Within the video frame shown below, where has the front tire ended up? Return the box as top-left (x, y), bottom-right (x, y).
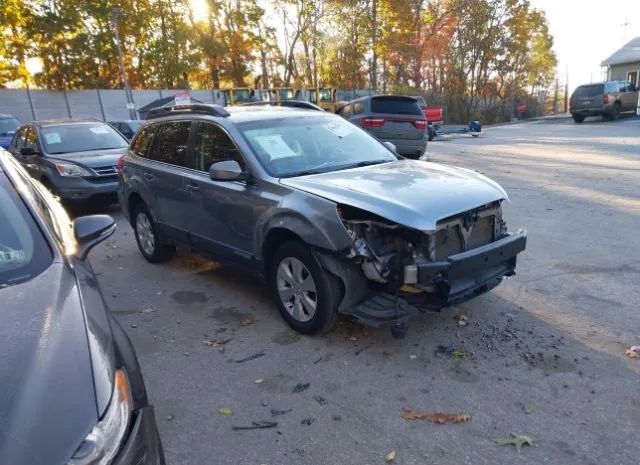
top-left (269, 241), bottom-right (341, 335)
top-left (132, 203), bottom-right (175, 263)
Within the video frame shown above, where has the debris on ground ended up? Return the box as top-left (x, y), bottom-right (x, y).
top-left (333, 415), bottom-right (342, 421)
top-left (384, 450), bottom-right (396, 462)
top-left (347, 335), bottom-right (358, 342)
top-left (493, 433), bottom-right (535, 453)
top-left (232, 421), bottom-right (278, 430)
top-left (401, 409), bottom-right (471, 424)
top-left (300, 417), bottom-right (316, 426)
top-left (234, 352), bottom-right (265, 363)
top-left (292, 382), bottom-right (310, 393)
top-left (129, 324), bottom-right (137, 329)
top-left (454, 314), bottom-right (469, 327)
top-left (240, 317), bottom-right (253, 326)
top-left (254, 378), bottom-right (264, 384)
top-left (435, 344), bottom-right (467, 358)
top-left (203, 337), bottom-right (234, 348)
top-left (271, 409), bottom-right (292, 417)
top-left (141, 307), bottom-right (155, 313)
top-left (625, 346), bottom-right (640, 358)
top-left (218, 408), bottom-right (233, 415)
top-left (409, 354), bottom-right (417, 360)
top-left (165, 414), bottom-right (174, 421)
top-left (313, 395), bottom-right (327, 406)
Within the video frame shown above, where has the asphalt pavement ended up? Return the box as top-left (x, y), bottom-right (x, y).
top-left (91, 114), bottom-right (640, 465)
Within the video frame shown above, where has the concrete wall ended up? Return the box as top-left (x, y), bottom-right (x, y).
top-left (609, 62), bottom-right (640, 86)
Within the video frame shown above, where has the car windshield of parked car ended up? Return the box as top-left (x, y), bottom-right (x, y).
top-left (0, 174), bottom-right (53, 287)
top-left (0, 117), bottom-right (20, 137)
top-left (238, 114), bottom-right (398, 178)
top-left (40, 123), bottom-right (128, 155)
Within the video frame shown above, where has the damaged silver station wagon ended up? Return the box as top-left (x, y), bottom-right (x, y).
top-left (118, 104), bottom-right (527, 337)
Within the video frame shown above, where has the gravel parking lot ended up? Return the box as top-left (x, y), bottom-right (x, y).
top-left (91, 115), bottom-right (640, 465)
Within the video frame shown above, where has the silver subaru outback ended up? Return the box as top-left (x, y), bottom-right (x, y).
top-left (118, 104), bottom-right (526, 336)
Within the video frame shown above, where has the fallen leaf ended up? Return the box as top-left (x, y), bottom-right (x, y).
top-left (385, 450), bottom-right (396, 463)
top-left (453, 314), bottom-right (469, 327)
top-left (254, 378), bottom-right (264, 384)
top-left (141, 307), bottom-right (155, 313)
top-left (401, 409), bottom-right (470, 424)
top-left (203, 339), bottom-right (215, 346)
top-left (165, 414), bottom-right (174, 421)
top-left (240, 318), bottom-right (253, 326)
top-left (625, 346), bottom-right (640, 358)
top-left (348, 335), bottom-right (358, 342)
top-left (451, 349), bottom-right (467, 358)
top-left (218, 408), bottom-right (233, 415)
top-left (409, 354), bottom-right (417, 360)
top-left (494, 433), bottom-right (535, 453)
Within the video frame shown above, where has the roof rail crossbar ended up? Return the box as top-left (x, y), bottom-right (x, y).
top-left (146, 103), bottom-right (230, 119)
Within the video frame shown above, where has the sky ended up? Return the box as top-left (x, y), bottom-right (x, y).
top-left (530, 0), bottom-right (640, 91)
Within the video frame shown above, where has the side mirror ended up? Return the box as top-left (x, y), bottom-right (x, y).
top-left (209, 160), bottom-right (247, 181)
top-left (20, 147), bottom-right (38, 156)
top-left (383, 141), bottom-right (397, 153)
top-left (73, 215), bottom-right (116, 260)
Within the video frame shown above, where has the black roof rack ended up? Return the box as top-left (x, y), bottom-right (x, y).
top-left (146, 103), bottom-right (230, 120)
top-left (238, 100), bottom-right (324, 111)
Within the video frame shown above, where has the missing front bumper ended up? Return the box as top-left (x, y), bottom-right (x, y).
top-left (345, 230), bottom-right (527, 326)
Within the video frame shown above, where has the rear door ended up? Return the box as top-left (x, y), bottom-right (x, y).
top-left (572, 84), bottom-right (604, 110)
top-left (363, 96), bottom-right (426, 140)
top-left (142, 120), bottom-right (194, 244)
top-left (620, 81), bottom-right (636, 111)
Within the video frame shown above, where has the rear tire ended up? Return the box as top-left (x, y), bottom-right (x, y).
top-left (132, 203), bottom-right (175, 263)
top-left (572, 115), bottom-right (585, 123)
top-left (269, 241), bottom-right (341, 335)
top-left (610, 103), bottom-right (620, 120)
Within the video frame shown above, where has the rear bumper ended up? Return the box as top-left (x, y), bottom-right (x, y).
top-left (114, 406), bottom-right (165, 465)
top-left (383, 137), bottom-right (427, 158)
top-left (571, 105), bottom-right (610, 117)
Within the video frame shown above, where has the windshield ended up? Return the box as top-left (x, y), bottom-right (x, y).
top-left (0, 117), bottom-right (20, 137)
top-left (40, 123), bottom-right (128, 155)
top-left (0, 174), bottom-right (53, 287)
top-left (238, 114), bottom-right (397, 178)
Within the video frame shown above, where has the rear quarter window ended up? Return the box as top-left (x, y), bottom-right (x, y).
top-left (131, 124), bottom-right (157, 158)
top-left (371, 97), bottom-right (422, 115)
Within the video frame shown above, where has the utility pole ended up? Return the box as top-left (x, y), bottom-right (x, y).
top-left (111, 7), bottom-right (136, 120)
top-left (622, 18), bottom-right (631, 43)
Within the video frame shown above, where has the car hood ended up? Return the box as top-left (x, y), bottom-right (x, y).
top-left (0, 263), bottom-right (97, 465)
top-left (49, 148), bottom-right (126, 169)
top-left (280, 159), bottom-right (508, 231)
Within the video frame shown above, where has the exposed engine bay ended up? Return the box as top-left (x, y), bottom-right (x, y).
top-left (339, 201), bottom-right (508, 291)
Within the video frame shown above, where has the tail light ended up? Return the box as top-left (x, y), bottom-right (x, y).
top-left (603, 94), bottom-right (610, 104)
top-left (413, 120), bottom-right (427, 130)
top-left (116, 155), bottom-right (125, 172)
top-left (361, 118), bottom-right (385, 128)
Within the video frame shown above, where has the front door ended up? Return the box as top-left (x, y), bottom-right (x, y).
top-left (181, 122), bottom-right (272, 262)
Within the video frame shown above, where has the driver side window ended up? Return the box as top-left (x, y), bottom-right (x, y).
top-left (193, 123), bottom-right (242, 172)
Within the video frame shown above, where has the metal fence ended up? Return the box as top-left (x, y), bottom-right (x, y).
top-left (0, 88), bottom-right (228, 122)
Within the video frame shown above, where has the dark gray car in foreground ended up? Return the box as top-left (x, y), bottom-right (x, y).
top-left (118, 104), bottom-right (526, 336)
top-left (0, 151), bottom-right (164, 465)
top-left (8, 119), bottom-right (129, 204)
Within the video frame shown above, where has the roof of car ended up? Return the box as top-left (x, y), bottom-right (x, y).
top-left (0, 114), bottom-right (18, 119)
top-left (26, 118), bottom-right (104, 127)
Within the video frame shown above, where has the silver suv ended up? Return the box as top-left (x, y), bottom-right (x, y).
top-left (118, 104), bottom-right (526, 336)
top-left (337, 95), bottom-right (427, 159)
top-left (570, 81), bottom-right (638, 123)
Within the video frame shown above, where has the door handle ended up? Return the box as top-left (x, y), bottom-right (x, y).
top-left (186, 183), bottom-right (200, 192)
top-left (143, 173), bottom-right (154, 180)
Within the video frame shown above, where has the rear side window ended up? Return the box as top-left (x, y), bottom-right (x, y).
top-left (573, 84), bottom-right (604, 98)
top-left (131, 125), bottom-right (157, 158)
top-left (151, 122), bottom-right (191, 167)
top-left (0, 174), bottom-right (53, 287)
top-left (371, 97), bottom-right (422, 115)
top-left (193, 123), bottom-right (242, 172)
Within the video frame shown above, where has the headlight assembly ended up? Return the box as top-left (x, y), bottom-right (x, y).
top-left (55, 163), bottom-right (93, 177)
top-left (67, 369), bottom-right (132, 465)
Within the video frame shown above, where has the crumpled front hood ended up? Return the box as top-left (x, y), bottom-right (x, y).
top-left (280, 159), bottom-right (508, 231)
top-left (0, 264), bottom-right (97, 465)
top-left (50, 148), bottom-right (125, 169)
